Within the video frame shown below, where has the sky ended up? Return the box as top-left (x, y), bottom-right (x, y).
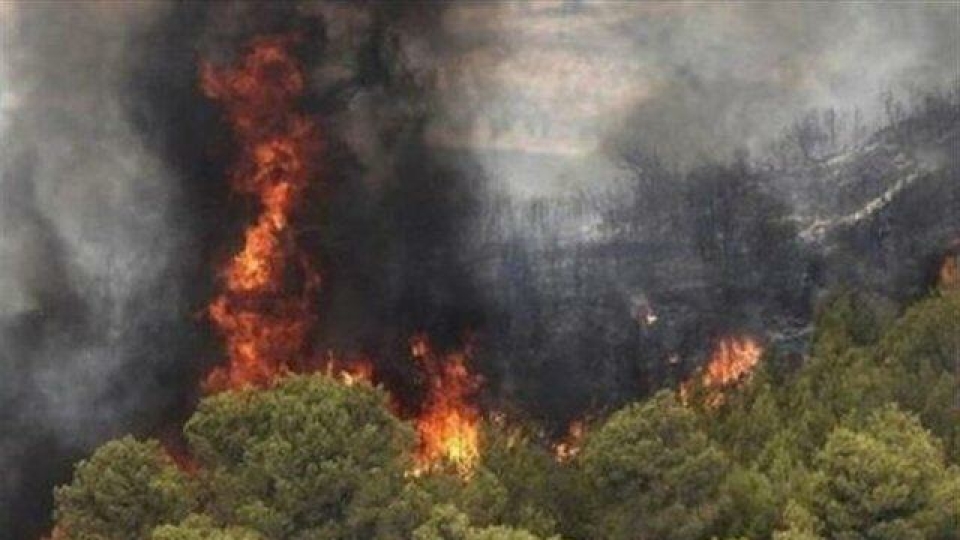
top-left (421, 2), bottom-right (958, 194)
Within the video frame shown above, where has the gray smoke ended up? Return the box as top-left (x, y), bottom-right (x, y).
top-left (424, 2), bottom-right (959, 192)
top-left (1, 2), bottom-right (956, 537)
top-left (0, 2), bottom-right (194, 532)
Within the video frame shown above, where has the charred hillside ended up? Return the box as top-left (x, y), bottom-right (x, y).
top-left (782, 92), bottom-right (960, 301)
top-left (468, 91), bottom-right (958, 426)
top-left (2, 3), bottom-right (957, 538)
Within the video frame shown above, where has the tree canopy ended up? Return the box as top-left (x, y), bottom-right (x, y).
top-left (54, 437), bottom-right (196, 540)
top-left (52, 291), bottom-right (960, 539)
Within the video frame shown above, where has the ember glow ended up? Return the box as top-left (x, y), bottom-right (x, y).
top-left (681, 336), bottom-right (763, 406)
top-left (409, 334), bottom-right (482, 476)
top-left (939, 251), bottom-right (959, 290)
top-left (553, 419), bottom-right (585, 462)
top-left (321, 352), bottom-right (376, 386)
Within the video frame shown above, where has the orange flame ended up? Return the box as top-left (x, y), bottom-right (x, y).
top-left (199, 35), bottom-right (361, 392)
top-left (939, 252), bottom-right (959, 290)
top-left (198, 36), bottom-right (481, 478)
top-left (409, 334), bottom-right (481, 476)
top-left (681, 335), bottom-right (763, 406)
top-left (319, 351), bottom-right (376, 387)
top-left (553, 419), bottom-right (585, 462)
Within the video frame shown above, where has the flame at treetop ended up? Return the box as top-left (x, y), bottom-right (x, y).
top-left (409, 333), bottom-right (482, 476)
top-left (199, 35), bottom-right (375, 392)
top-left (681, 335), bottom-right (763, 406)
top-left (553, 419), bottom-right (585, 462)
top-left (199, 35), bottom-right (480, 476)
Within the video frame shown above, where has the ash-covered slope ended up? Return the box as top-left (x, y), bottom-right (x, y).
top-left (469, 93), bottom-right (958, 424)
top-left (770, 94), bottom-right (960, 301)
top-left (472, 157), bottom-right (813, 421)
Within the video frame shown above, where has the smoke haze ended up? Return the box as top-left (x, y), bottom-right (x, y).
top-left (0, 3), bottom-right (201, 534)
top-left (424, 2), bottom-right (958, 193)
top-left (1, 2), bottom-right (956, 537)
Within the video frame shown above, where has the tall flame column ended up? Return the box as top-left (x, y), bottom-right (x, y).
top-left (201, 36), bottom-right (323, 392)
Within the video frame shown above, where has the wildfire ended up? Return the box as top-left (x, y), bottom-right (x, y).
top-left (939, 252), bottom-right (959, 290)
top-left (200, 35), bottom-right (351, 392)
top-left (319, 351), bottom-right (376, 386)
top-left (553, 419), bottom-right (585, 462)
top-left (409, 334), bottom-right (482, 476)
top-left (681, 335), bottom-right (763, 406)
top-left (199, 35), bottom-right (480, 477)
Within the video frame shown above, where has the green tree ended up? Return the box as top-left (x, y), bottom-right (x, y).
top-left (48, 288), bottom-right (960, 540)
top-left (466, 423), bottom-right (566, 536)
top-left (151, 515), bottom-right (263, 540)
top-left (772, 500), bottom-right (823, 540)
top-left (807, 406), bottom-right (959, 539)
top-left (420, 422), bottom-right (562, 537)
top-left (580, 391), bottom-right (730, 540)
top-left (715, 466), bottom-right (779, 539)
top-left (412, 505), bottom-right (550, 540)
top-left (782, 347), bottom-right (893, 459)
top-left (707, 367), bottom-right (784, 463)
top-left (54, 436), bottom-right (197, 540)
top-left (879, 291), bottom-right (960, 461)
top-left (810, 292), bottom-right (895, 359)
top-left (183, 374), bottom-right (420, 539)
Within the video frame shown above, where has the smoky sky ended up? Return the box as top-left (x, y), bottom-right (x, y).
top-left (0, 1), bottom-right (957, 538)
top-left (0, 3), bottom-right (206, 535)
top-left (0, 2), bottom-right (463, 535)
top-left (427, 2), bottom-right (958, 193)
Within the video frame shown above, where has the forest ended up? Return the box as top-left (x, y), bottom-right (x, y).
top-left (44, 81), bottom-right (960, 540)
top-left (4, 5), bottom-right (958, 539)
top-left (49, 280), bottom-right (960, 540)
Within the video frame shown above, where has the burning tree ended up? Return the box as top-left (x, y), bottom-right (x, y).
top-left (200, 34), bottom-right (329, 391)
top-left (47, 290), bottom-right (960, 540)
top-left (680, 335), bottom-right (764, 407)
top-left (198, 34), bottom-right (484, 478)
top-left (409, 334), bottom-right (482, 476)
top-left (51, 374), bottom-right (557, 540)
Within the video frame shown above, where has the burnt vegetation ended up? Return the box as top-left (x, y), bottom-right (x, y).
top-left (51, 287), bottom-right (960, 540)
top-left (3, 3), bottom-right (959, 539)
top-left (52, 88), bottom-right (960, 540)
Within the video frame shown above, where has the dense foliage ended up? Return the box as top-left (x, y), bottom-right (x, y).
top-left (52, 290), bottom-right (960, 539)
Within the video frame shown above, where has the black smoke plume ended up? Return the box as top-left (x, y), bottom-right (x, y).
top-left (2, 3), bottom-right (956, 537)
